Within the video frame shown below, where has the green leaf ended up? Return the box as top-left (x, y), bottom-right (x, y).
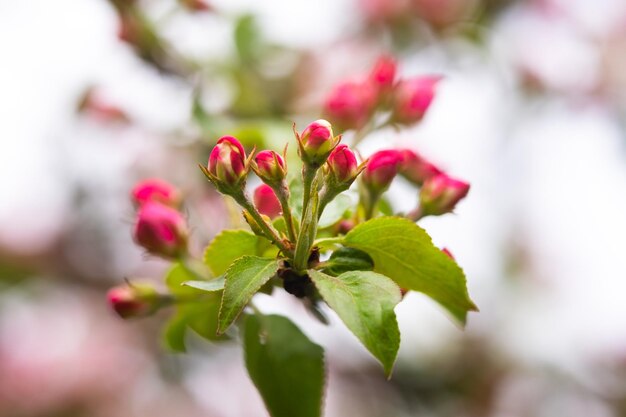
top-left (183, 276), bottom-right (225, 292)
top-left (343, 217), bottom-right (477, 324)
top-left (244, 314), bottom-right (325, 417)
top-left (325, 247), bottom-right (374, 276)
top-left (218, 256), bottom-right (280, 334)
top-left (319, 194), bottom-right (353, 228)
top-left (309, 270), bottom-right (401, 376)
top-left (162, 312), bottom-right (188, 352)
top-left (162, 264), bottom-right (226, 351)
top-left (203, 229), bottom-right (263, 276)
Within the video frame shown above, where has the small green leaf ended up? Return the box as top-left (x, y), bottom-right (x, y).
top-left (244, 314), bottom-right (325, 417)
top-left (218, 256), bottom-right (280, 334)
top-left (162, 312), bottom-right (188, 352)
top-left (183, 276), bottom-right (225, 292)
top-left (325, 247), bottom-right (374, 276)
top-left (343, 217), bottom-right (477, 324)
top-left (203, 230), bottom-right (262, 276)
top-left (162, 264), bottom-right (226, 351)
top-left (319, 194), bottom-right (353, 228)
top-left (309, 270), bottom-right (401, 376)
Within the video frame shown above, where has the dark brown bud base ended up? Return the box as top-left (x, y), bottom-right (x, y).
top-left (278, 249), bottom-right (320, 298)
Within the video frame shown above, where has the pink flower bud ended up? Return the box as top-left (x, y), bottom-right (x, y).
top-left (254, 150), bottom-right (287, 183)
top-left (323, 81), bottom-right (376, 132)
top-left (362, 149), bottom-right (404, 192)
top-left (253, 184), bottom-right (282, 219)
top-left (327, 144), bottom-right (359, 184)
top-left (208, 136), bottom-right (248, 187)
top-left (133, 202), bottom-right (188, 258)
top-left (369, 55), bottom-right (397, 95)
top-left (392, 76), bottom-right (441, 124)
top-left (398, 149), bottom-right (442, 186)
top-left (297, 119), bottom-right (338, 165)
top-left (131, 178), bottom-right (180, 207)
top-left (419, 173), bottom-right (470, 216)
top-left (107, 283), bottom-right (159, 319)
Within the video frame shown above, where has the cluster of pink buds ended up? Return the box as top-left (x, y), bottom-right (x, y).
top-left (131, 179), bottom-right (188, 259)
top-left (360, 148), bottom-right (469, 220)
top-left (200, 119), bottom-right (355, 268)
top-left (323, 55), bottom-right (441, 133)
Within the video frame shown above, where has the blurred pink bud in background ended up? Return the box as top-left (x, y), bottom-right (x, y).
top-left (179, 0), bottom-right (213, 12)
top-left (131, 178), bottom-right (180, 207)
top-left (398, 149), bottom-right (442, 186)
top-left (359, 0), bottom-right (411, 23)
top-left (107, 284), bottom-right (160, 319)
top-left (369, 55), bottom-right (398, 96)
top-left (78, 89), bottom-right (129, 123)
top-left (392, 76), bottom-right (441, 124)
top-left (362, 149), bottom-right (404, 193)
top-left (323, 81), bottom-right (377, 132)
top-left (419, 173), bottom-right (470, 216)
top-left (133, 202), bottom-right (188, 258)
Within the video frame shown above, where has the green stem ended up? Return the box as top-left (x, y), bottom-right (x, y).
top-left (358, 186), bottom-right (380, 221)
top-left (233, 192), bottom-right (294, 257)
top-left (300, 164), bottom-right (318, 223)
top-left (294, 166), bottom-right (321, 272)
top-left (274, 182), bottom-right (298, 242)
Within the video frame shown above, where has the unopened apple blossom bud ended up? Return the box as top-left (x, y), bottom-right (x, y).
top-left (207, 136), bottom-right (249, 190)
top-left (254, 150), bottom-right (287, 184)
top-left (419, 173), bottom-right (470, 216)
top-left (297, 120), bottom-right (339, 166)
top-left (398, 149), bottom-right (442, 186)
top-left (369, 55), bottom-right (397, 96)
top-left (131, 178), bottom-right (180, 207)
top-left (327, 144), bottom-right (359, 185)
top-left (361, 149), bottom-right (404, 193)
top-left (323, 81), bottom-right (376, 132)
top-left (253, 184), bottom-right (282, 219)
top-left (392, 76), bottom-right (441, 124)
top-left (133, 202), bottom-right (188, 258)
top-left (107, 283), bottom-right (161, 319)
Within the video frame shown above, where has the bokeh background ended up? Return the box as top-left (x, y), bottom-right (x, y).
top-left (2, 0), bottom-right (626, 416)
